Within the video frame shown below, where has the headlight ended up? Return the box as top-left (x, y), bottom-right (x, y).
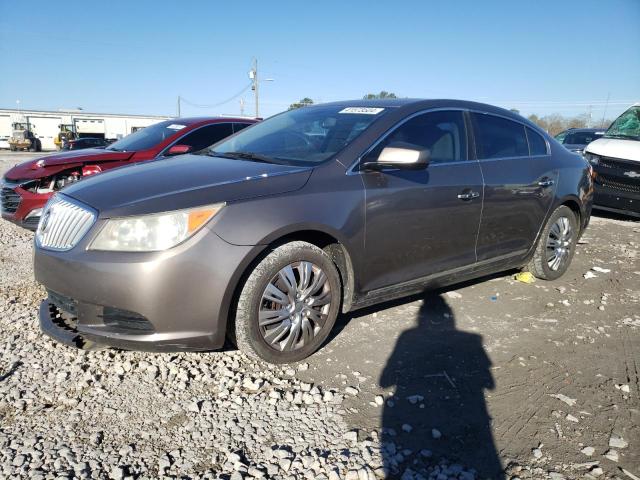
top-left (584, 152), bottom-right (600, 165)
top-left (88, 203), bottom-right (224, 252)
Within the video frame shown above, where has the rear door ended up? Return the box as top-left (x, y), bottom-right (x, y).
top-left (361, 110), bottom-right (484, 292)
top-left (471, 112), bottom-right (557, 261)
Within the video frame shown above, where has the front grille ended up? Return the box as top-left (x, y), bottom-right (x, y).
top-left (36, 195), bottom-right (96, 251)
top-left (599, 156), bottom-right (640, 171)
top-left (597, 174), bottom-right (640, 194)
top-left (23, 216), bottom-right (40, 228)
top-left (1, 187), bottom-right (21, 214)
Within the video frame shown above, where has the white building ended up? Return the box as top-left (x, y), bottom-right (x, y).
top-left (0, 108), bottom-right (171, 150)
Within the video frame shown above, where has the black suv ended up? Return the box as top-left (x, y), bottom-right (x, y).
top-left (34, 99), bottom-right (593, 363)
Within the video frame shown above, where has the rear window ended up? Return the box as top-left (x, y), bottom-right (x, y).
top-left (564, 131), bottom-right (602, 145)
top-left (106, 120), bottom-right (186, 152)
top-left (472, 113), bottom-right (528, 159)
top-left (526, 127), bottom-right (548, 155)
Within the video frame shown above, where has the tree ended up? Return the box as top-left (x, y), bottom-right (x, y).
top-left (509, 108), bottom-right (520, 115)
top-left (289, 97), bottom-right (314, 110)
top-left (363, 91), bottom-right (397, 100)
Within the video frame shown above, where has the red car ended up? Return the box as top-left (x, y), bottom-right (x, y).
top-left (1, 117), bottom-right (257, 230)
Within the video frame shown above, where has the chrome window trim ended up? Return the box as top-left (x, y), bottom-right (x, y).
top-left (347, 107), bottom-right (473, 174)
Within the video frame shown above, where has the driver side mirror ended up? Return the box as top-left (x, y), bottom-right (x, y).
top-left (362, 142), bottom-right (430, 171)
top-left (166, 144), bottom-right (193, 156)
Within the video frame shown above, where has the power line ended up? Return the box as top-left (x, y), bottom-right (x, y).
top-left (180, 83), bottom-right (253, 109)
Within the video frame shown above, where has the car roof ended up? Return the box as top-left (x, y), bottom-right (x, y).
top-left (172, 116), bottom-right (258, 126)
top-left (315, 98), bottom-right (531, 121)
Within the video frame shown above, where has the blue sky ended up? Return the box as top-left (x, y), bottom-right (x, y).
top-left (1, 0), bottom-right (638, 121)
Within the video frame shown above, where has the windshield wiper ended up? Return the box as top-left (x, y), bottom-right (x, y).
top-left (208, 151), bottom-right (279, 164)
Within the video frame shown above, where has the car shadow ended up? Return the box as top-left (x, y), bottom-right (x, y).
top-left (378, 293), bottom-right (504, 479)
top-left (591, 208), bottom-right (639, 222)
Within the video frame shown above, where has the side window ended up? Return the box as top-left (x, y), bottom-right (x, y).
top-left (472, 113), bottom-right (528, 159)
top-left (526, 127), bottom-right (548, 156)
top-left (178, 124), bottom-right (233, 152)
top-left (368, 110), bottom-right (467, 164)
top-left (233, 122), bottom-right (251, 133)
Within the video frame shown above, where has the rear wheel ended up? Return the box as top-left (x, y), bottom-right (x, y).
top-left (234, 241), bottom-right (341, 363)
top-left (527, 205), bottom-right (578, 280)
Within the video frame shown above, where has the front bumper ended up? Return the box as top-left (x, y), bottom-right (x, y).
top-left (35, 224), bottom-right (262, 352)
top-left (593, 160), bottom-right (640, 217)
top-left (1, 185), bottom-right (51, 230)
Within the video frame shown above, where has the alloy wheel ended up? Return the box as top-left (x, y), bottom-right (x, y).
top-left (546, 216), bottom-right (573, 271)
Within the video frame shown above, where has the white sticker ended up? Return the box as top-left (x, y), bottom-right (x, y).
top-left (338, 107), bottom-right (385, 115)
top-left (167, 124), bottom-right (186, 130)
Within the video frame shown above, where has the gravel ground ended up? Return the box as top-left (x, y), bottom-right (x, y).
top-left (0, 152), bottom-right (638, 480)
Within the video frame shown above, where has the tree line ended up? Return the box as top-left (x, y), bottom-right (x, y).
top-left (522, 112), bottom-right (611, 136)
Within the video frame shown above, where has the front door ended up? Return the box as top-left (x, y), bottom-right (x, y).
top-left (361, 110), bottom-right (483, 292)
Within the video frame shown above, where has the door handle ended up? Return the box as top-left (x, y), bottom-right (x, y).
top-left (457, 191), bottom-right (480, 200)
top-left (538, 179), bottom-right (555, 187)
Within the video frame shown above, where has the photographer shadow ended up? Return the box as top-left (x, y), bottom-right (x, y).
top-left (379, 293), bottom-right (503, 479)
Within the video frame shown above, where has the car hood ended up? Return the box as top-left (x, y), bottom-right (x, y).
top-left (62, 153), bottom-right (313, 217)
top-left (585, 138), bottom-right (640, 162)
top-left (4, 148), bottom-right (134, 181)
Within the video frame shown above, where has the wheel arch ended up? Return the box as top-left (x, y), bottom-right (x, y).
top-left (222, 227), bottom-right (358, 340)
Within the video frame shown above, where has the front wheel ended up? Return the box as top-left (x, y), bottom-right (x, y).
top-left (233, 241), bottom-right (342, 363)
top-left (527, 205), bottom-right (578, 280)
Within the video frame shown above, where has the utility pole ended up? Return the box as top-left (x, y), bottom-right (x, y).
top-left (177, 96), bottom-right (181, 117)
top-left (239, 98), bottom-right (245, 116)
top-left (249, 58), bottom-right (259, 118)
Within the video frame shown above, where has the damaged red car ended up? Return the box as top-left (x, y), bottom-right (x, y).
top-left (1, 117), bottom-right (257, 229)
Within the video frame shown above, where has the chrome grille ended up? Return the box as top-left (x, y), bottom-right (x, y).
top-left (36, 195), bottom-right (96, 251)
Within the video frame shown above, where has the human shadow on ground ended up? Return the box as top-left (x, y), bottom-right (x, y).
top-left (379, 293), bottom-right (504, 479)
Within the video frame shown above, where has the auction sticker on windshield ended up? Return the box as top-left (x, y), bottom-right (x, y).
top-left (339, 107), bottom-right (385, 115)
top-left (167, 124), bottom-right (187, 130)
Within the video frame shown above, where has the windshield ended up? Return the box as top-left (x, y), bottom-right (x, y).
top-left (209, 105), bottom-right (388, 165)
top-left (107, 120), bottom-right (187, 151)
top-left (605, 105), bottom-right (640, 141)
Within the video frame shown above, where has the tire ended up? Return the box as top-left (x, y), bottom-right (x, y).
top-left (527, 205), bottom-right (578, 280)
top-left (234, 241), bottom-right (341, 363)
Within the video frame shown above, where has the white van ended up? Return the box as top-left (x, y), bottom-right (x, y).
top-left (584, 103), bottom-right (640, 217)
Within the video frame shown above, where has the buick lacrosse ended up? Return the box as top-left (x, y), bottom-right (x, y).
top-left (34, 99), bottom-right (593, 363)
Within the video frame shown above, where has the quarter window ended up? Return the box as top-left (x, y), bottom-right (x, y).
top-left (526, 127), bottom-right (548, 155)
top-left (368, 110), bottom-right (467, 164)
top-left (472, 113), bottom-right (528, 159)
top-left (178, 123), bottom-right (233, 152)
